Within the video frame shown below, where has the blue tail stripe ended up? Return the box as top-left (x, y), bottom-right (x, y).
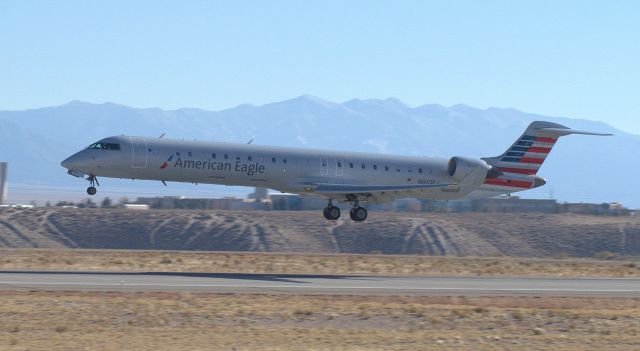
top-left (501, 157), bottom-right (522, 162)
top-left (506, 151), bottom-right (525, 157)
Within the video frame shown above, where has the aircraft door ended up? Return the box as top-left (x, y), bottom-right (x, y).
top-left (321, 158), bottom-right (328, 175)
top-left (130, 137), bottom-right (148, 168)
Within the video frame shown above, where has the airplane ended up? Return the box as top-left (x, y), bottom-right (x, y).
top-left (61, 121), bottom-right (611, 221)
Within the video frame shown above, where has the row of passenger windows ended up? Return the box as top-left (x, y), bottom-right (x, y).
top-left (343, 162), bottom-right (424, 173)
top-left (175, 151), bottom-right (425, 173)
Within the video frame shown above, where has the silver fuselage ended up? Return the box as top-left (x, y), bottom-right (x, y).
top-left (62, 135), bottom-right (512, 202)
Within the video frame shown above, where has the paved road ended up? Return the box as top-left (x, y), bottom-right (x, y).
top-left (1, 271), bottom-right (640, 297)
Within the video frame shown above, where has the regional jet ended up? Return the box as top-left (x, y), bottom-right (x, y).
top-left (61, 121), bottom-right (610, 221)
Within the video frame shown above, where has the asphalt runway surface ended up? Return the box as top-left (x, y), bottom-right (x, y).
top-left (1, 271), bottom-right (640, 297)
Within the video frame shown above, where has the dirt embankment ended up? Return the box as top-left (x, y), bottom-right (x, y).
top-left (1, 208), bottom-right (639, 259)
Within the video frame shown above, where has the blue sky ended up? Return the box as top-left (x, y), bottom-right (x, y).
top-left (1, 1), bottom-right (639, 133)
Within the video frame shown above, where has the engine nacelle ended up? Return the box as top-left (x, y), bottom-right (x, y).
top-left (447, 156), bottom-right (492, 186)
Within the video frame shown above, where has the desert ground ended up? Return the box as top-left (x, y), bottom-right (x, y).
top-left (2, 209), bottom-right (640, 350)
top-left (1, 291), bottom-right (639, 351)
top-left (1, 249), bottom-right (640, 350)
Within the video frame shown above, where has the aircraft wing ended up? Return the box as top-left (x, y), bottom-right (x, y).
top-left (308, 182), bottom-right (456, 204)
top-left (313, 183), bottom-right (452, 194)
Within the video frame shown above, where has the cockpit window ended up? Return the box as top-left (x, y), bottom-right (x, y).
top-left (86, 142), bottom-right (121, 151)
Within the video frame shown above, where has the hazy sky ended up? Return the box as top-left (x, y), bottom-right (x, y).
top-left (1, 1), bottom-right (639, 133)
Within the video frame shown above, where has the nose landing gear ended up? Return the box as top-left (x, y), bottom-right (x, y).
top-left (86, 175), bottom-right (99, 195)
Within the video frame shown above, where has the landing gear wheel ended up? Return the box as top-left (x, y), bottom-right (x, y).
top-left (86, 175), bottom-right (99, 195)
top-left (350, 207), bottom-right (368, 222)
top-left (323, 206), bottom-right (341, 220)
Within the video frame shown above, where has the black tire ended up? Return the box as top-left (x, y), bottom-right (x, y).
top-left (87, 186), bottom-right (97, 195)
top-left (350, 207), bottom-right (368, 222)
top-left (323, 206), bottom-right (331, 220)
top-left (328, 206), bottom-right (341, 220)
top-left (323, 206), bottom-right (340, 220)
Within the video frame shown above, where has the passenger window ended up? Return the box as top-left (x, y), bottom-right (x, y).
top-left (373, 165), bottom-right (378, 170)
top-left (236, 156), bottom-right (240, 161)
top-left (385, 166), bottom-right (389, 171)
top-left (176, 152), bottom-right (181, 156)
top-left (248, 156), bottom-right (252, 161)
top-left (283, 159), bottom-right (287, 164)
top-left (272, 157), bottom-right (276, 163)
top-left (349, 163), bottom-right (354, 168)
top-left (212, 153), bottom-right (216, 159)
top-left (337, 161), bottom-right (342, 168)
top-left (419, 168), bottom-right (423, 174)
top-left (224, 154), bottom-right (228, 160)
top-left (361, 164), bottom-right (366, 169)
top-left (408, 167), bottom-right (413, 173)
top-left (188, 152), bottom-right (192, 157)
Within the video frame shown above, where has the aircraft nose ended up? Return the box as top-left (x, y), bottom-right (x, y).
top-left (60, 157), bottom-right (71, 169)
top-left (61, 153), bottom-right (81, 170)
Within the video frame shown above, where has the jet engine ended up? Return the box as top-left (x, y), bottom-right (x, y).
top-left (447, 157), bottom-right (497, 186)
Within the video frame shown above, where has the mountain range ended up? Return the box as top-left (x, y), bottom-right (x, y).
top-left (0, 96), bottom-right (637, 207)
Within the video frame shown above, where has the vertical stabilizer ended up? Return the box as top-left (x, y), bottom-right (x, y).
top-left (483, 121), bottom-right (611, 176)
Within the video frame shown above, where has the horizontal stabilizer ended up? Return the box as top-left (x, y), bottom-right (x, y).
top-left (535, 127), bottom-right (613, 137)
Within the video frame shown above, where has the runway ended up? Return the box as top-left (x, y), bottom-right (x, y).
top-left (2, 271), bottom-right (640, 297)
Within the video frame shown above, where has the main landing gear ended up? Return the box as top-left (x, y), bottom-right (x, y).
top-left (322, 197), bottom-right (368, 222)
top-left (350, 206), bottom-right (368, 222)
top-left (323, 200), bottom-right (341, 221)
top-left (86, 175), bottom-right (99, 195)
top-left (348, 197), bottom-right (368, 222)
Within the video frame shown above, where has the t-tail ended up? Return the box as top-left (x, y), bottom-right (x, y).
top-left (482, 121), bottom-right (612, 193)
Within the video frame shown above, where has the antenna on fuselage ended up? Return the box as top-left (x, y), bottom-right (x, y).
top-left (247, 138), bottom-right (254, 144)
top-left (158, 133), bottom-right (166, 138)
